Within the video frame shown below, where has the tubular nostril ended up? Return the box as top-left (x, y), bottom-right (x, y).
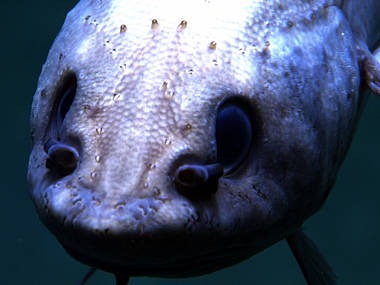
top-left (175, 163), bottom-right (223, 200)
top-left (176, 165), bottom-right (208, 187)
top-left (44, 138), bottom-right (79, 176)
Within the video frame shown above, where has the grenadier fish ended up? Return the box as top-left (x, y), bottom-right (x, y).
top-left (27, 0), bottom-right (380, 284)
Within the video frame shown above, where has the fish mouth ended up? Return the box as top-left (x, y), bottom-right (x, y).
top-left (33, 180), bottom-right (211, 277)
top-left (34, 177), bottom-right (198, 237)
top-left (31, 172), bottom-right (290, 277)
top-left (34, 182), bottom-right (234, 277)
top-left (62, 230), bottom-right (268, 278)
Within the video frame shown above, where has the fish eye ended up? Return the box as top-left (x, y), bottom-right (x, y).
top-left (57, 81), bottom-right (76, 131)
top-left (56, 74), bottom-right (77, 133)
top-left (44, 72), bottom-right (79, 178)
top-left (46, 72), bottom-right (77, 139)
top-left (215, 99), bottom-right (252, 172)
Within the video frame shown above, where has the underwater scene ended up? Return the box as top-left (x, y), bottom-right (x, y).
top-left (2, 1), bottom-right (379, 284)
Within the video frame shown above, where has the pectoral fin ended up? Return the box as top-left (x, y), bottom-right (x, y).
top-left (364, 46), bottom-right (380, 95)
top-left (79, 268), bottom-right (97, 285)
top-left (287, 230), bottom-right (336, 285)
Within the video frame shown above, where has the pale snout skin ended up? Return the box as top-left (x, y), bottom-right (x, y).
top-left (28, 0), bottom-right (380, 284)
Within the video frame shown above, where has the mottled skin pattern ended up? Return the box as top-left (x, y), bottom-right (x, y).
top-left (28, 0), bottom-right (380, 280)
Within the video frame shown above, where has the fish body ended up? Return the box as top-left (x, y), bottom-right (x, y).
top-left (28, 0), bottom-right (380, 282)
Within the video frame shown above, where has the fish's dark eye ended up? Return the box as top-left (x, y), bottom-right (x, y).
top-left (57, 83), bottom-right (76, 131)
top-left (47, 73), bottom-right (77, 139)
top-left (44, 72), bottom-right (80, 178)
top-left (56, 74), bottom-right (77, 132)
top-left (215, 100), bottom-right (252, 171)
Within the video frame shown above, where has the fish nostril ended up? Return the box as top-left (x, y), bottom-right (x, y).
top-left (176, 165), bottom-right (208, 186)
top-left (44, 138), bottom-right (79, 177)
top-left (175, 163), bottom-right (223, 200)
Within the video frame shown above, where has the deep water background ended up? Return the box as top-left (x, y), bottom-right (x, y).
top-left (2, 1), bottom-right (379, 284)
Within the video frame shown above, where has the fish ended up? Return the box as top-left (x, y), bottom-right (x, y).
top-left (27, 0), bottom-right (380, 284)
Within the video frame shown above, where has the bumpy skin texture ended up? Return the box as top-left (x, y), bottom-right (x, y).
top-left (28, 0), bottom-right (379, 278)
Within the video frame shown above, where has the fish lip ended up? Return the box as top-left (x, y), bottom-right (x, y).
top-left (65, 243), bottom-right (266, 278)
top-left (49, 218), bottom-right (287, 278)
top-left (30, 172), bottom-right (291, 277)
top-left (33, 179), bottom-right (197, 235)
top-left (32, 182), bottom-right (252, 277)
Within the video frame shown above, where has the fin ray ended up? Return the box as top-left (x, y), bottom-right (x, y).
top-left (287, 230), bottom-right (336, 285)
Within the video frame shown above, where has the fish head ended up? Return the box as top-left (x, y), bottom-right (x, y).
top-left (28, 0), bottom-right (362, 277)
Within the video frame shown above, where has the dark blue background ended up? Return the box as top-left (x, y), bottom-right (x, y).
top-left (2, 1), bottom-right (379, 284)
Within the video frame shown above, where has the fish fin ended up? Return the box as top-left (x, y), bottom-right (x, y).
top-left (286, 229), bottom-right (337, 285)
top-left (363, 46), bottom-right (380, 95)
top-left (115, 274), bottom-right (130, 285)
top-left (79, 267), bottom-right (97, 285)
